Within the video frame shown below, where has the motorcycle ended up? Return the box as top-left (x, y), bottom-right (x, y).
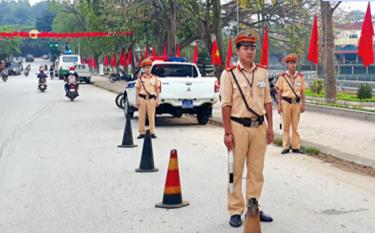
top-left (109, 71), bottom-right (132, 83)
top-left (24, 69), bottom-right (30, 77)
top-left (67, 83), bottom-right (78, 101)
top-left (269, 74), bottom-right (278, 104)
top-left (66, 74), bottom-right (79, 101)
top-left (38, 77), bottom-right (47, 92)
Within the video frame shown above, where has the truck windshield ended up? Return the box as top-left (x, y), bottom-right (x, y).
top-left (62, 56), bottom-right (79, 63)
top-left (152, 64), bottom-right (198, 78)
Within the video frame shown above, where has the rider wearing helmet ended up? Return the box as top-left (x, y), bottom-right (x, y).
top-left (63, 66), bottom-right (79, 95)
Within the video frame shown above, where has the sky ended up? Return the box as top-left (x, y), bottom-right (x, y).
top-left (28, 0), bottom-right (375, 12)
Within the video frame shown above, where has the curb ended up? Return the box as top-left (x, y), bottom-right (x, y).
top-left (208, 117), bottom-right (375, 169)
top-left (92, 81), bottom-right (375, 169)
top-left (306, 104), bottom-right (375, 122)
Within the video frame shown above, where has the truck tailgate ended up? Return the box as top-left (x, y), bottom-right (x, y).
top-left (159, 77), bottom-right (216, 99)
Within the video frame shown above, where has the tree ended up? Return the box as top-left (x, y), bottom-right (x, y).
top-left (321, 0), bottom-right (341, 103)
top-left (36, 10), bottom-right (56, 32)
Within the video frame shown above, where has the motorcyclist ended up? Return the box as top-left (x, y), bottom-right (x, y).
top-left (64, 66), bottom-right (79, 95)
top-left (0, 60), bottom-right (7, 81)
top-left (37, 68), bottom-right (48, 87)
top-left (0, 60), bottom-right (5, 71)
top-left (49, 63), bottom-right (54, 79)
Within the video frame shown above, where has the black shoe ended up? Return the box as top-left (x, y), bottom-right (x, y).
top-left (281, 149), bottom-right (289, 154)
top-left (292, 149), bottom-right (305, 154)
top-left (229, 215), bottom-right (242, 228)
top-left (150, 134), bottom-right (157, 139)
top-left (260, 211), bottom-right (273, 222)
top-left (137, 134), bottom-right (145, 139)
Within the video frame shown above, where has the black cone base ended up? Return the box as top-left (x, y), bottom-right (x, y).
top-left (118, 113), bottom-right (137, 148)
top-left (136, 130), bottom-right (158, 172)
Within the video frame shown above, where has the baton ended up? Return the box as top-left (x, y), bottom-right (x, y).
top-left (228, 150), bottom-right (234, 193)
top-left (279, 112), bottom-right (283, 133)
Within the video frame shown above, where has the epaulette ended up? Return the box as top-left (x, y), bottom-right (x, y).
top-left (256, 63), bottom-right (267, 69)
top-left (298, 72), bottom-right (304, 77)
top-left (226, 65), bottom-right (236, 71)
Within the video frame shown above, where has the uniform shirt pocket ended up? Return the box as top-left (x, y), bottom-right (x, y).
top-left (295, 80), bottom-right (302, 92)
top-left (256, 80), bottom-right (265, 98)
top-left (233, 83), bottom-right (250, 98)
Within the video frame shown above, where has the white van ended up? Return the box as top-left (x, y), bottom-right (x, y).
top-left (57, 54), bottom-right (81, 79)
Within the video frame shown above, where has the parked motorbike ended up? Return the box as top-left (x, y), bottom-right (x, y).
top-left (38, 77), bottom-right (47, 92)
top-left (109, 71), bottom-right (132, 83)
top-left (269, 74), bottom-right (278, 104)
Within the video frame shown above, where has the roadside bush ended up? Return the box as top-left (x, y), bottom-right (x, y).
top-left (310, 79), bottom-right (323, 94)
top-left (357, 83), bottom-right (373, 100)
top-left (303, 147), bottom-right (320, 156)
top-left (273, 137), bottom-right (283, 147)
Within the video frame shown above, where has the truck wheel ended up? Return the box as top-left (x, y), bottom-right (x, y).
top-left (197, 114), bottom-right (209, 125)
top-left (86, 78), bottom-right (91, 84)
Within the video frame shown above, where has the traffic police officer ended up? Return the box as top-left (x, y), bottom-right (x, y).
top-left (135, 58), bottom-right (160, 139)
top-left (220, 29), bottom-right (274, 228)
top-left (276, 53), bottom-right (306, 154)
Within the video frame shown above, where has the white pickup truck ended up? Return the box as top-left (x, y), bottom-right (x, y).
top-left (124, 60), bottom-right (220, 124)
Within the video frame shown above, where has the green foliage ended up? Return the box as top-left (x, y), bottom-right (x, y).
top-left (36, 10), bottom-right (56, 32)
top-left (302, 147), bottom-right (320, 156)
top-left (310, 80), bottom-right (324, 94)
top-left (0, 26), bottom-right (21, 59)
top-left (357, 83), bottom-right (373, 100)
top-left (273, 137), bottom-right (283, 147)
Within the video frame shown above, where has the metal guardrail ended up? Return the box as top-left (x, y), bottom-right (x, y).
top-left (302, 72), bottom-right (375, 93)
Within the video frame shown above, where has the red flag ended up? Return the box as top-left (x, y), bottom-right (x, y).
top-left (92, 57), bottom-right (97, 69)
top-left (111, 52), bottom-right (117, 67)
top-left (120, 50), bottom-right (127, 67)
top-left (211, 38), bottom-right (222, 65)
top-left (358, 2), bottom-right (374, 67)
top-left (163, 45), bottom-right (167, 56)
top-left (127, 48), bottom-right (133, 65)
top-left (103, 54), bottom-right (109, 66)
top-left (308, 15), bottom-right (319, 64)
top-left (176, 43), bottom-right (181, 57)
top-left (193, 40), bottom-right (199, 64)
top-left (152, 47), bottom-right (157, 56)
top-left (260, 27), bottom-right (269, 67)
top-left (87, 57), bottom-right (92, 67)
top-left (226, 37), bottom-right (233, 68)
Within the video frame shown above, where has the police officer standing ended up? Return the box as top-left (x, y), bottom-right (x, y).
top-left (276, 53), bottom-right (306, 154)
top-left (136, 58), bottom-right (160, 139)
top-left (220, 29), bottom-right (274, 228)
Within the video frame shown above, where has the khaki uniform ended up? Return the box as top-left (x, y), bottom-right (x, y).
top-left (136, 74), bottom-right (160, 135)
top-left (276, 71), bottom-right (305, 150)
top-left (220, 62), bottom-right (272, 216)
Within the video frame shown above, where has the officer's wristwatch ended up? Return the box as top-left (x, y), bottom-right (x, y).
top-left (224, 132), bottom-right (232, 136)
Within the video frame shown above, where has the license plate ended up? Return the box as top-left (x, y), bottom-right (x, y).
top-left (70, 88), bottom-right (75, 92)
top-left (182, 99), bottom-right (193, 109)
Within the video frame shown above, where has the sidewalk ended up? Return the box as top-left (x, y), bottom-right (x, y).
top-left (91, 75), bottom-right (375, 168)
top-left (211, 102), bottom-right (375, 168)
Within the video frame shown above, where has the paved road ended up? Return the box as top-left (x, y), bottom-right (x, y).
top-left (1, 61), bottom-right (375, 233)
